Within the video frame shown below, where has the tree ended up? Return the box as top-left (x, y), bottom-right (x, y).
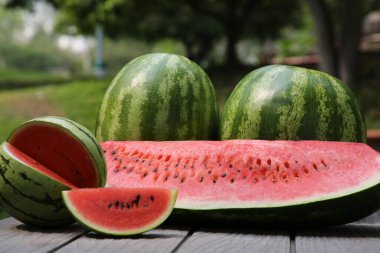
top-left (5, 0), bottom-right (302, 66)
top-left (306, 0), bottom-right (378, 88)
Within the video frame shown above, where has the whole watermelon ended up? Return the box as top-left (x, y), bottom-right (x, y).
top-left (220, 65), bottom-right (366, 142)
top-left (96, 53), bottom-right (219, 141)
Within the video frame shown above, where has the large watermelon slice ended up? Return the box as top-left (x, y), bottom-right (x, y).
top-left (62, 188), bottom-right (177, 236)
top-left (102, 140), bottom-right (380, 226)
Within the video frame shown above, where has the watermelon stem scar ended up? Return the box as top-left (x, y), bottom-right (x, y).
top-left (103, 139), bottom-right (380, 227)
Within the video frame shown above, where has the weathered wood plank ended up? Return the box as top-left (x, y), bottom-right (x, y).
top-left (55, 226), bottom-right (190, 253)
top-left (296, 224), bottom-right (380, 253)
top-left (0, 218), bottom-right (86, 253)
top-left (176, 227), bottom-right (290, 253)
top-left (0, 217), bottom-right (18, 228)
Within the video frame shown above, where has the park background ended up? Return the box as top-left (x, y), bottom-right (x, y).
top-left (0, 0), bottom-right (379, 217)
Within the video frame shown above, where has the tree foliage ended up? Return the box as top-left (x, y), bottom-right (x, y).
top-left (5, 0), bottom-right (302, 65)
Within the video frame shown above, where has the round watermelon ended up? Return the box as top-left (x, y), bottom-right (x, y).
top-left (96, 53), bottom-right (219, 141)
top-left (220, 65), bottom-right (366, 142)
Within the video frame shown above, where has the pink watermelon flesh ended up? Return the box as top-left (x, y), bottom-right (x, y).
top-left (8, 124), bottom-right (99, 188)
top-left (62, 188), bottom-right (177, 235)
top-left (102, 140), bottom-right (380, 209)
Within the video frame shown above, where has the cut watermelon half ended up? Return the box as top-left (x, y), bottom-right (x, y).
top-left (0, 116), bottom-right (106, 227)
top-left (102, 140), bottom-right (380, 226)
top-left (62, 188), bottom-right (177, 236)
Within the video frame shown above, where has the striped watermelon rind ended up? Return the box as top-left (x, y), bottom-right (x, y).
top-left (220, 65), bottom-right (366, 142)
top-left (0, 143), bottom-right (74, 227)
top-left (0, 116), bottom-right (106, 227)
top-left (96, 53), bottom-right (219, 141)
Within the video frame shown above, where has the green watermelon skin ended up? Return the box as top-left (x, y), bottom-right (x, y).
top-left (0, 145), bottom-right (74, 227)
top-left (96, 53), bottom-right (219, 141)
top-left (220, 65), bottom-right (366, 142)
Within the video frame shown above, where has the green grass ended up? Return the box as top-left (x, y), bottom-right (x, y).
top-left (0, 79), bottom-right (110, 141)
top-left (0, 68), bottom-right (70, 88)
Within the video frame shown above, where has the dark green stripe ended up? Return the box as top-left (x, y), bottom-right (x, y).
top-left (140, 56), bottom-right (170, 140)
top-left (259, 68), bottom-right (294, 139)
top-left (297, 72), bottom-right (319, 140)
top-left (0, 154), bottom-right (66, 211)
top-left (0, 193), bottom-right (69, 224)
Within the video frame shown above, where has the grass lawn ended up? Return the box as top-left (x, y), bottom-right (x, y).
top-left (0, 69), bottom-right (70, 88)
top-left (0, 79), bottom-right (110, 141)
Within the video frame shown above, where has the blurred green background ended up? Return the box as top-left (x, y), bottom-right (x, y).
top-left (0, 0), bottom-right (380, 219)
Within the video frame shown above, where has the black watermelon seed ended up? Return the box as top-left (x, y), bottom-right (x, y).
top-left (221, 173), bottom-right (227, 177)
top-left (114, 168), bottom-right (119, 173)
top-left (150, 195), bottom-right (154, 202)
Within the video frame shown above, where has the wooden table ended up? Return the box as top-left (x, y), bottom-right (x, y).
top-left (0, 211), bottom-right (380, 253)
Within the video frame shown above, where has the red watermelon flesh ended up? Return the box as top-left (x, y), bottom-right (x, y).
top-left (9, 124), bottom-right (99, 188)
top-left (4, 142), bottom-right (77, 189)
top-left (62, 188), bottom-right (177, 236)
top-left (102, 140), bottom-right (380, 209)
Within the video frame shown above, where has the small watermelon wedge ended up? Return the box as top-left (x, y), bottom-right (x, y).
top-left (62, 188), bottom-right (177, 236)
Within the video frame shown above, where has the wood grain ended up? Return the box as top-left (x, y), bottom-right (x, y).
top-left (55, 226), bottom-right (190, 253)
top-left (296, 224), bottom-right (380, 253)
top-left (0, 217), bottom-right (18, 228)
top-left (176, 227), bottom-right (290, 253)
top-left (0, 218), bottom-right (85, 253)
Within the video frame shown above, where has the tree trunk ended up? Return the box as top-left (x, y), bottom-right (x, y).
top-left (307, 0), bottom-right (338, 76)
top-left (339, 0), bottom-right (363, 89)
